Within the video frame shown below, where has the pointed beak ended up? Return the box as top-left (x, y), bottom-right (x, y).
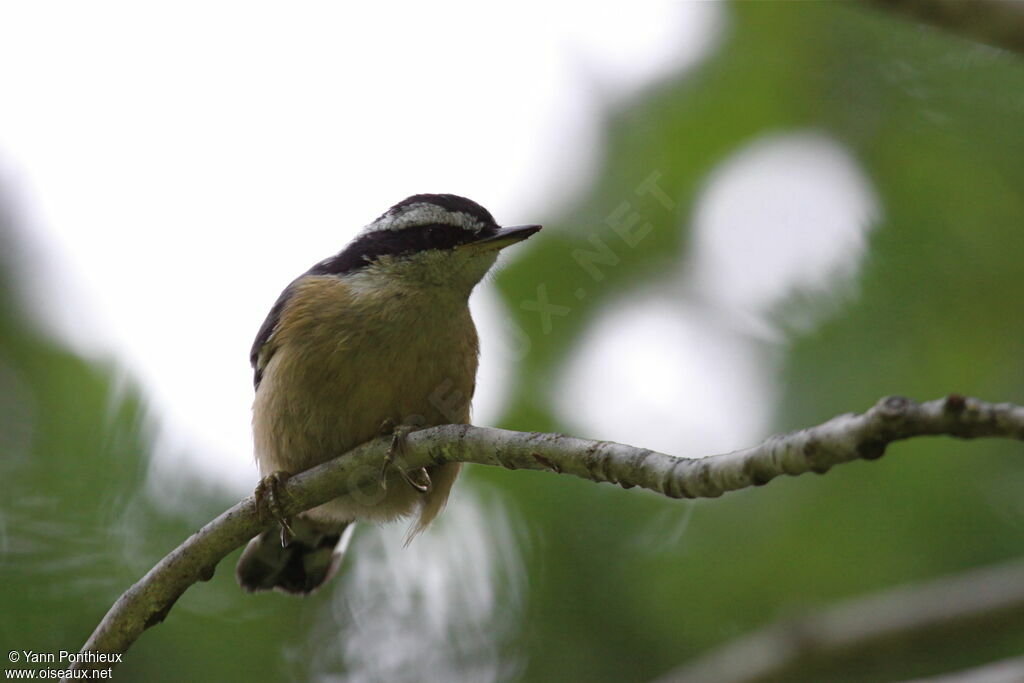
top-left (459, 224), bottom-right (542, 252)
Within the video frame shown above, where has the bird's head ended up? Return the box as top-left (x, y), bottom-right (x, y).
top-left (312, 194), bottom-right (541, 294)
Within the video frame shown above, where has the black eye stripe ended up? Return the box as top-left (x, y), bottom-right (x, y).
top-left (306, 194), bottom-right (502, 277)
top-left (419, 223), bottom-right (473, 250)
top-left (308, 222), bottom-right (498, 277)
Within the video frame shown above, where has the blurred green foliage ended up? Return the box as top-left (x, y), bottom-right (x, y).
top-left (2, 2), bottom-right (1023, 682)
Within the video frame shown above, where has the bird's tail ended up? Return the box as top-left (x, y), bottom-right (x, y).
top-left (236, 516), bottom-right (353, 595)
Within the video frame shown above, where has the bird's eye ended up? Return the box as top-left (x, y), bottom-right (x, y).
top-left (423, 225), bottom-right (449, 248)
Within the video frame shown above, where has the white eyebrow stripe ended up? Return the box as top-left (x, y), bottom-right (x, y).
top-left (363, 203), bottom-right (485, 234)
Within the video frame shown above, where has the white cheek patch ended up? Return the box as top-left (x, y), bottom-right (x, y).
top-left (343, 247), bottom-right (495, 294)
top-left (341, 268), bottom-right (386, 297)
top-left (363, 203), bottom-right (484, 234)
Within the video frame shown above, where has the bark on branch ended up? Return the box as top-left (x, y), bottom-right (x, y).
top-left (66, 394), bottom-right (1024, 679)
top-left (656, 557), bottom-right (1024, 683)
top-left (905, 654), bottom-right (1024, 682)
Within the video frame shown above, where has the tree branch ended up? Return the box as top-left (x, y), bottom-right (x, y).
top-left (655, 557), bottom-right (1024, 683)
top-left (66, 394), bottom-right (1024, 678)
top-left (863, 0), bottom-right (1024, 54)
top-left (905, 654), bottom-right (1024, 682)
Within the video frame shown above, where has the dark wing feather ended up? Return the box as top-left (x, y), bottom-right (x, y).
top-left (251, 281), bottom-right (297, 390)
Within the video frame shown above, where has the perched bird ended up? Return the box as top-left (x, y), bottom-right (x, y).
top-left (235, 194), bottom-right (541, 594)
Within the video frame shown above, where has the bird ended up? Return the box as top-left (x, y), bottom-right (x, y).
top-left (235, 193), bottom-right (541, 595)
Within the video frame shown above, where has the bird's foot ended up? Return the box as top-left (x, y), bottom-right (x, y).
top-left (254, 470), bottom-right (295, 547)
top-left (378, 420), bottom-right (432, 494)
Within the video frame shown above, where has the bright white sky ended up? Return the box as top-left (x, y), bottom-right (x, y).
top-left (0, 6), bottom-right (883, 678)
top-left (0, 2), bottom-right (877, 502)
top-left (0, 2), bottom-right (721, 495)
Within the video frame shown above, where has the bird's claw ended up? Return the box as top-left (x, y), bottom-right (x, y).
top-left (402, 467), bottom-right (432, 493)
top-left (254, 470), bottom-right (295, 546)
top-left (379, 421), bottom-right (432, 494)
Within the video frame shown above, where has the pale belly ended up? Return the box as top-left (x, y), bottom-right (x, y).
top-left (251, 298), bottom-right (476, 526)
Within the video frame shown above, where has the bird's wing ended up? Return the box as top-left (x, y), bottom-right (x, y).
top-left (250, 280), bottom-right (298, 390)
